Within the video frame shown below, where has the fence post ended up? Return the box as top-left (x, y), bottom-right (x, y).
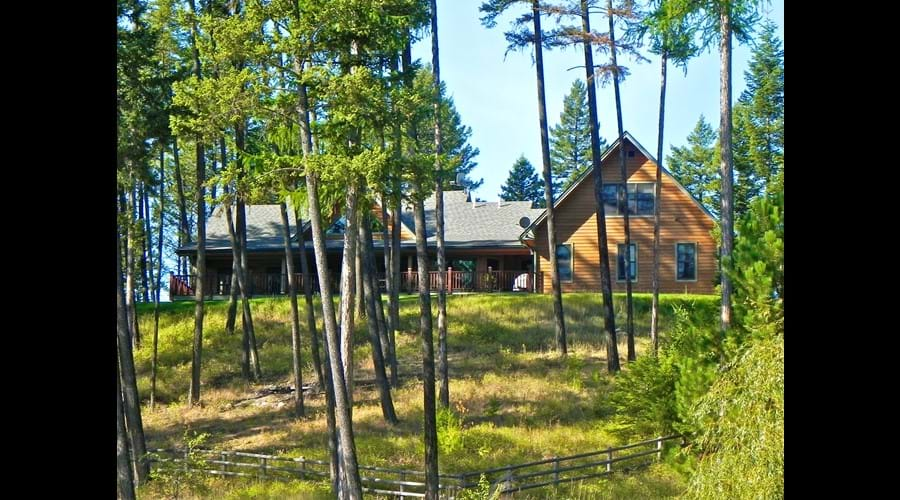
top-left (400, 471), bottom-right (405, 496)
top-left (553, 456), bottom-right (560, 486)
top-left (260, 457), bottom-right (267, 480)
top-left (606, 448), bottom-right (613, 473)
top-left (299, 457), bottom-right (306, 480)
top-left (221, 452), bottom-right (227, 474)
top-left (657, 436), bottom-right (663, 462)
top-left (184, 449), bottom-right (189, 472)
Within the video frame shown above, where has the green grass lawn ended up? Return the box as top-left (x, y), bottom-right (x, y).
top-left (134, 292), bottom-right (716, 498)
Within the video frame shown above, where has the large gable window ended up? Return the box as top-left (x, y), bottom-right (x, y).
top-left (676, 243), bottom-right (697, 281)
top-left (556, 243), bottom-right (573, 282)
top-left (601, 183), bottom-right (656, 216)
top-left (617, 243), bottom-right (637, 281)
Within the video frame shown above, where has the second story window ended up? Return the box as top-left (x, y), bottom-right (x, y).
top-left (601, 183), bottom-right (656, 216)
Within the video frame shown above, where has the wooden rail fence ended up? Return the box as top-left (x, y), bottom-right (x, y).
top-left (148, 435), bottom-right (683, 498)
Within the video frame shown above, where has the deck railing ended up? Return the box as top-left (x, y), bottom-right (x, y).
top-left (170, 269), bottom-right (536, 298)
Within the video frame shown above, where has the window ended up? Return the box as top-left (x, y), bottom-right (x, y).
top-left (602, 183), bottom-right (655, 216)
top-left (556, 244), bottom-right (573, 281)
top-left (617, 243), bottom-right (637, 281)
top-left (676, 243), bottom-right (697, 281)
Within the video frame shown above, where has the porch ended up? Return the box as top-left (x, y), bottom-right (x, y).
top-left (169, 268), bottom-right (542, 299)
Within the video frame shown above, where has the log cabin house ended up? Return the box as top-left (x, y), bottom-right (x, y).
top-left (172, 133), bottom-right (717, 299)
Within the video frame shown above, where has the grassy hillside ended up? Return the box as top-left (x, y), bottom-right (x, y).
top-left (134, 292), bottom-right (716, 498)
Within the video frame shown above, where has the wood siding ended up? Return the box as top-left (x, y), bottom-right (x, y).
top-left (533, 142), bottom-right (718, 294)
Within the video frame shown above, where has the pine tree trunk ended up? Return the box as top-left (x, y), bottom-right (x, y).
top-left (581, 0), bottom-right (619, 373)
top-left (221, 140), bottom-right (239, 336)
top-left (414, 188), bottom-right (439, 499)
top-left (151, 146), bottom-right (165, 409)
top-left (224, 202), bottom-right (252, 380)
top-left (172, 137), bottom-right (190, 275)
top-left (127, 186), bottom-right (141, 348)
top-left (533, 0), bottom-right (567, 356)
top-left (391, 193), bottom-right (402, 362)
top-left (355, 239), bottom-right (365, 319)
top-left (235, 123), bottom-right (261, 380)
top-left (140, 182), bottom-right (150, 303)
top-left (280, 202), bottom-right (305, 418)
top-left (719, 8), bottom-right (734, 338)
top-left (359, 213), bottom-right (398, 424)
top-left (431, 0), bottom-right (450, 409)
top-left (607, 0), bottom-right (635, 362)
top-left (294, 59), bottom-right (340, 493)
top-left (651, 51), bottom-right (667, 356)
top-left (188, 0), bottom-right (206, 407)
top-left (117, 350), bottom-right (136, 500)
top-left (306, 172), bottom-right (363, 499)
top-left (117, 220), bottom-right (149, 484)
top-left (404, 33), bottom-right (439, 498)
top-left (339, 183), bottom-right (359, 405)
top-left (380, 194), bottom-right (399, 386)
top-left (296, 207), bottom-right (324, 390)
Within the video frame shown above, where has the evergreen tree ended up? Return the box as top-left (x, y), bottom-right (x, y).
top-left (668, 116), bottom-right (719, 215)
top-left (738, 21), bottom-right (783, 195)
top-left (550, 79), bottom-right (603, 194)
top-left (416, 80), bottom-right (483, 191)
top-left (500, 155), bottom-right (544, 207)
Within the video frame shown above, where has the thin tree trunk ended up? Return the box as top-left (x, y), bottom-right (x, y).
top-left (280, 202), bottom-right (305, 418)
top-left (431, 0), bottom-right (450, 409)
top-left (339, 183), bottom-right (359, 405)
top-left (117, 350), bottom-right (136, 500)
top-left (651, 51), bottom-right (667, 356)
top-left (607, 0), bottom-right (635, 362)
top-left (581, 0), bottom-right (619, 373)
top-left (221, 140), bottom-right (239, 335)
top-left (380, 194), bottom-right (399, 386)
top-left (224, 201), bottom-right (252, 380)
top-left (719, 8), bottom-right (734, 338)
top-left (127, 186), bottom-right (141, 348)
top-left (117, 218), bottom-right (149, 484)
top-left (306, 172), bottom-right (363, 499)
top-left (294, 58), bottom-right (341, 493)
top-left (235, 122), bottom-right (261, 380)
top-left (533, 0), bottom-right (567, 356)
top-left (360, 212), bottom-right (398, 424)
top-left (140, 182), bottom-right (150, 303)
top-left (296, 207), bottom-right (324, 390)
top-left (413, 188), bottom-right (439, 498)
top-left (355, 237), bottom-right (365, 318)
top-left (172, 137), bottom-right (190, 275)
top-left (151, 146), bottom-right (165, 410)
top-left (188, 0), bottom-right (206, 407)
top-left (391, 193), bottom-right (401, 349)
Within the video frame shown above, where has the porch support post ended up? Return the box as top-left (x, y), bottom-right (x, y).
top-left (281, 256), bottom-right (287, 294)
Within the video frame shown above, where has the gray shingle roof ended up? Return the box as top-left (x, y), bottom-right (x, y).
top-left (400, 190), bottom-right (544, 248)
top-left (178, 191), bottom-right (543, 253)
top-left (179, 204), bottom-right (300, 252)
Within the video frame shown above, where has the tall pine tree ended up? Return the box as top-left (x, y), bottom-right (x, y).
top-left (550, 79), bottom-right (604, 195)
top-left (500, 155), bottom-right (544, 207)
top-left (669, 116), bottom-right (719, 215)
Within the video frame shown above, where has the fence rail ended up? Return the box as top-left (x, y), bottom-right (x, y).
top-left (148, 435), bottom-right (682, 498)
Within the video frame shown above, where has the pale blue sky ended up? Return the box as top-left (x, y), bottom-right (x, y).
top-left (411, 0), bottom-right (784, 202)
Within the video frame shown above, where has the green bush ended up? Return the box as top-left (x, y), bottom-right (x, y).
top-left (608, 352), bottom-right (678, 440)
top-left (437, 406), bottom-right (465, 455)
top-left (683, 336), bottom-right (784, 499)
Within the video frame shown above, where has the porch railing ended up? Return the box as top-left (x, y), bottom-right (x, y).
top-left (170, 269), bottom-right (537, 298)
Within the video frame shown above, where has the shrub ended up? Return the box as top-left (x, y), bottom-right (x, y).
top-left (608, 352), bottom-right (678, 440)
top-left (437, 406), bottom-right (465, 455)
top-left (683, 336), bottom-right (784, 499)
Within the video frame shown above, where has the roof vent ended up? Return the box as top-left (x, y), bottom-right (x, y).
top-left (519, 216), bottom-right (531, 229)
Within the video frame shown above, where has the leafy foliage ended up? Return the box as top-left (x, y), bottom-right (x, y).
top-left (147, 430), bottom-right (211, 500)
top-left (437, 406), bottom-right (466, 455)
top-left (608, 350), bottom-right (678, 439)
top-left (683, 336), bottom-right (784, 499)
